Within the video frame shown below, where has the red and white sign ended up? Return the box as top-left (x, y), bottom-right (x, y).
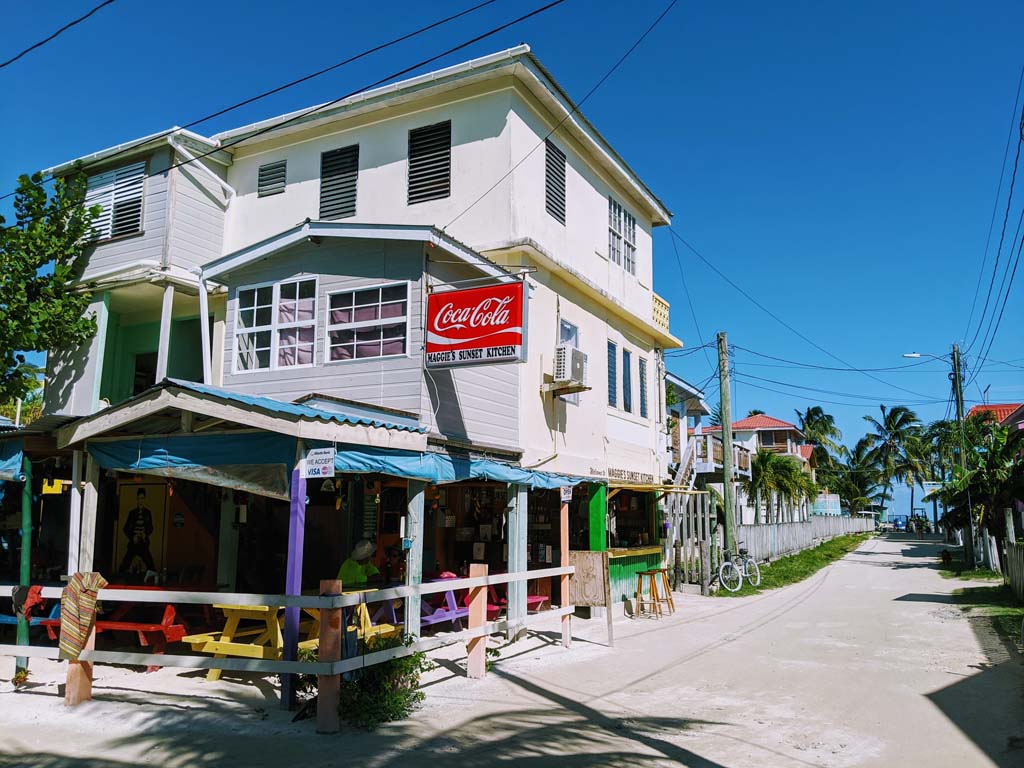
top-left (425, 281), bottom-right (526, 368)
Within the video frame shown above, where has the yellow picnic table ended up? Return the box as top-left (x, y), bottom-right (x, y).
top-left (183, 604), bottom-right (320, 682)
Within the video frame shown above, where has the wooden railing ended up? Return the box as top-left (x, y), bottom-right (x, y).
top-left (692, 434), bottom-right (751, 475)
top-left (0, 566), bottom-right (573, 725)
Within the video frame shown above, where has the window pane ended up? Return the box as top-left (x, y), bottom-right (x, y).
top-left (356, 342), bottom-right (381, 358)
top-left (330, 329), bottom-right (354, 345)
top-left (296, 297), bottom-right (315, 321)
top-left (256, 348), bottom-right (270, 369)
top-left (380, 301), bottom-right (406, 319)
top-left (354, 289), bottom-right (379, 306)
top-left (239, 289), bottom-right (255, 309)
top-left (239, 308), bottom-right (255, 329)
top-left (381, 323), bottom-right (405, 339)
top-left (381, 338), bottom-right (405, 355)
top-left (280, 282), bottom-right (296, 300)
top-left (255, 307), bottom-right (272, 327)
top-left (330, 308), bottom-right (351, 324)
top-left (330, 344), bottom-right (353, 361)
top-left (257, 287), bottom-right (273, 305)
top-left (354, 305), bottom-right (379, 322)
top-left (278, 303), bottom-right (295, 323)
top-left (356, 326), bottom-right (381, 342)
top-left (381, 285), bottom-right (406, 302)
top-left (331, 293), bottom-right (353, 309)
top-left (298, 279), bottom-right (316, 299)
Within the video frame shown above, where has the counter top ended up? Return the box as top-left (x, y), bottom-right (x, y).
top-left (607, 546), bottom-right (663, 559)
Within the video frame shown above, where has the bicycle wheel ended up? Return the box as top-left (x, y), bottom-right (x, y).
top-left (745, 557), bottom-right (761, 587)
top-left (719, 560), bottom-right (742, 592)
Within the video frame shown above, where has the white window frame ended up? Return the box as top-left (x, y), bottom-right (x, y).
top-left (232, 276), bottom-right (319, 374)
top-left (324, 281), bottom-right (412, 365)
top-left (608, 197), bottom-right (637, 275)
top-left (85, 160), bottom-right (146, 241)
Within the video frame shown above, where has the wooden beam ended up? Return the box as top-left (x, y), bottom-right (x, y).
top-left (66, 450), bottom-right (83, 577)
top-left (155, 284), bottom-right (175, 382)
top-left (316, 578), bottom-right (342, 734)
top-left (281, 467), bottom-right (306, 710)
top-left (405, 480), bottom-right (425, 639)
top-left (79, 456), bottom-right (99, 572)
top-left (466, 563), bottom-right (488, 679)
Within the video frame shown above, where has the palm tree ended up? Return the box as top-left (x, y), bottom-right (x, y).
top-left (741, 450), bottom-right (817, 523)
top-left (774, 454), bottom-right (817, 521)
top-left (836, 437), bottom-right (884, 514)
top-left (795, 406), bottom-right (843, 455)
top-left (742, 448), bottom-right (778, 524)
top-left (747, 409), bottom-right (766, 417)
top-left (863, 405), bottom-right (922, 516)
top-left (708, 402), bottom-right (723, 428)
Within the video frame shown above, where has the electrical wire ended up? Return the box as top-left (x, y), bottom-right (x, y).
top-left (0, 1), bottom-right (116, 70)
top-left (968, 224), bottom-right (1024, 386)
top-left (668, 228), bottom-right (935, 400)
top-left (966, 97), bottom-right (1024, 353)
top-left (669, 232), bottom-right (715, 376)
top-left (734, 371), bottom-right (946, 406)
top-left (0, 0), bottom-right (505, 202)
top-left (442, 0), bottom-right (677, 231)
top-left (964, 64), bottom-right (1024, 343)
top-left (730, 344), bottom-right (939, 373)
top-left (733, 375), bottom-right (951, 410)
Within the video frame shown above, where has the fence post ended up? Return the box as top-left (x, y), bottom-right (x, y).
top-left (466, 564), bottom-right (488, 679)
top-left (316, 579), bottom-right (342, 734)
top-left (64, 626), bottom-right (96, 707)
top-left (700, 538), bottom-right (710, 596)
top-left (560, 498), bottom-right (571, 648)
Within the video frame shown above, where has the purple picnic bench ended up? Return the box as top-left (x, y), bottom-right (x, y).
top-left (420, 588), bottom-right (469, 630)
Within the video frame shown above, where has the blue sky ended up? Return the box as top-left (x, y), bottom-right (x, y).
top-left (3, 1), bottom-right (1023, 515)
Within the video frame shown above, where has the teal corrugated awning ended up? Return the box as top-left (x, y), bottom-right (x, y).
top-left (0, 439), bottom-right (25, 482)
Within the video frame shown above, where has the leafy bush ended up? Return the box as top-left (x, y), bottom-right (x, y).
top-left (294, 635), bottom-right (433, 730)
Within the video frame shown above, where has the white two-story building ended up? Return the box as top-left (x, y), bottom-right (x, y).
top-left (22, 46), bottom-right (682, 615)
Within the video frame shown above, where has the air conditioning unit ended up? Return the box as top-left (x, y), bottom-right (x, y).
top-left (553, 344), bottom-right (588, 389)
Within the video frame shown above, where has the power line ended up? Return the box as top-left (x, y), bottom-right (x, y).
top-left (968, 222), bottom-right (1024, 386)
top-left (734, 371), bottom-right (945, 405)
top-left (734, 375), bottom-right (950, 410)
top-left (0, 0), bottom-right (503, 203)
top-left (0, 1), bottom-right (116, 70)
top-left (964, 64), bottom-right (1024, 343)
top-left (730, 344), bottom-right (939, 373)
top-left (668, 228), bottom-right (935, 400)
top-left (966, 96), bottom-right (1024, 353)
top-left (669, 232), bottom-right (715, 376)
top-left (442, 0), bottom-right (678, 231)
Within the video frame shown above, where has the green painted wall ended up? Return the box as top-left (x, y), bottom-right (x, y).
top-left (608, 551), bottom-right (663, 606)
top-left (99, 316), bottom-right (204, 405)
top-left (588, 483), bottom-right (607, 551)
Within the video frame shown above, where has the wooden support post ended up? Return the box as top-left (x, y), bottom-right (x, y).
top-left (155, 284), bottom-right (175, 382)
top-left (79, 456), bottom-right (99, 572)
top-left (16, 456), bottom-right (32, 673)
top-left (507, 484), bottom-right (528, 640)
top-left (700, 538), bottom-right (711, 596)
top-left (198, 275), bottom-right (213, 385)
top-left (559, 497), bottom-right (571, 648)
top-left (466, 563), bottom-right (488, 679)
top-left (405, 480), bottom-right (425, 640)
top-left (281, 468), bottom-right (306, 710)
top-left (316, 578), bottom-right (342, 734)
top-left (64, 626), bottom-right (96, 707)
top-left (66, 450), bottom-right (83, 577)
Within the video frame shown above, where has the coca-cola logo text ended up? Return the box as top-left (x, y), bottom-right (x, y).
top-left (433, 296), bottom-right (513, 332)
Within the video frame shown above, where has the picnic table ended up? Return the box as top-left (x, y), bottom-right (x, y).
top-left (182, 604), bottom-right (320, 682)
top-left (38, 585), bottom-right (187, 672)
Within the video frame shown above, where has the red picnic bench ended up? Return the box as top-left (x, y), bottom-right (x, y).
top-left (39, 603), bottom-right (187, 672)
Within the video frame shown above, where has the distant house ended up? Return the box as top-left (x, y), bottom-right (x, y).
top-left (966, 403), bottom-right (1022, 424)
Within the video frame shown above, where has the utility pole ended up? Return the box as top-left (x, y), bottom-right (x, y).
top-left (951, 343), bottom-right (975, 569)
top-left (718, 332), bottom-right (736, 555)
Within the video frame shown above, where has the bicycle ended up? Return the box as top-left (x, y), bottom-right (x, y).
top-left (718, 543), bottom-right (761, 592)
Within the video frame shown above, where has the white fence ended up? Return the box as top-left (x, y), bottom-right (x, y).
top-left (736, 516), bottom-right (874, 561)
top-left (1007, 543), bottom-right (1024, 603)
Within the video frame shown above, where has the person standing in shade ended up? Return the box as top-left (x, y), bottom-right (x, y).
top-left (119, 488), bottom-right (156, 576)
top-left (337, 539), bottom-right (380, 586)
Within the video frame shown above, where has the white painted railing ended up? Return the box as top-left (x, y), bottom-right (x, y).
top-left (735, 517), bottom-right (874, 561)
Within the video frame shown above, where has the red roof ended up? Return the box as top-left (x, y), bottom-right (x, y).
top-left (692, 414), bottom-right (799, 432)
top-left (731, 414), bottom-right (798, 431)
top-left (967, 403), bottom-right (1022, 423)
top-left (798, 445), bottom-right (814, 461)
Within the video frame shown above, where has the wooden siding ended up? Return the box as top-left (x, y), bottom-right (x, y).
top-left (218, 239), bottom-right (519, 451)
top-left (81, 147), bottom-right (171, 280)
top-left (169, 161), bottom-right (228, 272)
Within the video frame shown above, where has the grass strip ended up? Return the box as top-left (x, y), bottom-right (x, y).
top-left (717, 533), bottom-right (872, 597)
top-left (951, 585), bottom-right (1024, 652)
top-left (936, 554), bottom-right (1003, 581)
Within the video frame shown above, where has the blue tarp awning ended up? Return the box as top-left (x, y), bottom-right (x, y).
top-left (0, 439), bottom-right (25, 482)
top-left (330, 443), bottom-right (588, 489)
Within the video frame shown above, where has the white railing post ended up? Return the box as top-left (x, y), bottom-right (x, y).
top-left (507, 484), bottom-right (528, 640)
top-left (405, 480), bottom-right (426, 640)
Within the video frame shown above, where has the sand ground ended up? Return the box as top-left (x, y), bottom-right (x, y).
top-left (1, 534), bottom-right (1022, 767)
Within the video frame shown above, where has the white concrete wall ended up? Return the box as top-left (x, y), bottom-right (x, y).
top-left (222, 88), bottom-right (516, 255)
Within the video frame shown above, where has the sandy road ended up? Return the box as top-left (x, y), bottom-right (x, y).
top-left (1, 534), bottom-right (1022, 767)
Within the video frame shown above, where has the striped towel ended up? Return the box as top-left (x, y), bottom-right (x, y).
top-left (58, 572), bottom-right (108, 661)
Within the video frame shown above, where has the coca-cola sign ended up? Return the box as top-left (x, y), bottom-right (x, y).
top-left (425, 281), bottom-right (526, 368)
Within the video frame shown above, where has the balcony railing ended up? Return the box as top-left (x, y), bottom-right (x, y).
top-left (691, 433), bottom-right (752, 477)
top-left (652, 293), bottom-right (670, 331)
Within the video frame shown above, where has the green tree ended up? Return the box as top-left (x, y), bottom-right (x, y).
top-left (747, 409), bottom-right (765, 417)
top-left (835, 437), bottom-right (884, 514)
top-left (0, 169), bottom-right (98, 402)
top-left (741, 449), bottom-right (816, 523)
top-left (863, 405), bottom-right (922, 513)
top-left (708, 401), bottom-right (723, 428)
top-left (794, 406), bottom-right (843, 454)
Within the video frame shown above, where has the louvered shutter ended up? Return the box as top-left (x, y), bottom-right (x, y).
top-left (545, 140), bottom-right (566, 224)
top-left (319, 145), bottom-right (359, 219)
top-left (407, 120), bottom-right (451, 204)
top-left (85, 161), bottom-right (145, 240)
top-left (258, 160), bottom-right (287, 197)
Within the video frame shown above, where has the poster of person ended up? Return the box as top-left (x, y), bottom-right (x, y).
top-left (114, 482), bottom-right (167, 579)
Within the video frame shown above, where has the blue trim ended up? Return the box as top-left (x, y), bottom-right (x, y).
top-left (0, 439), bottom-right (25, 482)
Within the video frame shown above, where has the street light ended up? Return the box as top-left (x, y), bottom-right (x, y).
top-left (901, 344), bottom-right (975, 567)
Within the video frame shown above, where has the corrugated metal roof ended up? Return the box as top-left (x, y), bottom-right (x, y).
top-left (166, 379), bottom-right (425, 433)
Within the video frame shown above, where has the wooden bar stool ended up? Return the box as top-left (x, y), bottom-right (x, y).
top-left (634, 571), bottom-right (663, 618)
top-left (652, 567), bottom-right (676, 615)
